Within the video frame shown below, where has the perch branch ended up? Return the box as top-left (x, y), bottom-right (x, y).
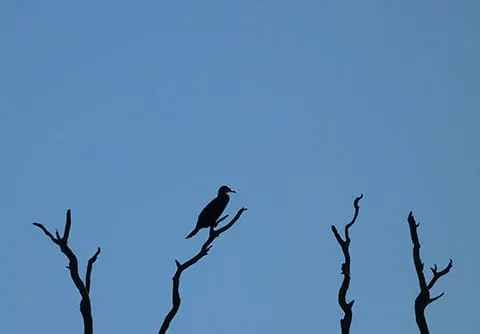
top-left (331, 194), bottom-right (363, 334)
top-left (159, 207), bottom-right (247, 334)
top-left (33, 209), bottom-right (100, 334)
top-left (407, 212), bottom-right (453, 334)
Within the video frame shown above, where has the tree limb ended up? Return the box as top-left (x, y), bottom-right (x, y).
top-left (159, 207), bottom-right (247, 334)
top-left (86, 247), bottom-right (101, 294)
top-left (407, 211), bottom-right (453, 334)
top-left (331, 194), bottom-right (363, 334)
top-left (33, 209), bottom-right (100, 334)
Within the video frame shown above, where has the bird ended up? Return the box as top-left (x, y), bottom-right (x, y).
top-left (186, 185), bottom-right (236, 239)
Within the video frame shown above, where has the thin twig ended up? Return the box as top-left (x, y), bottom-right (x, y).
top-left (331, 194), bottom-right (363, 334)
top-left (159, 207), bottom-right (247, 334)
top-left (33, 209), bottom-right (100, 334)
top-left (407, 211), bottom-right (453, 334)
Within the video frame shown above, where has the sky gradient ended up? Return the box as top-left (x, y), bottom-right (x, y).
top-left (1, 1), bottom-right (479, 333)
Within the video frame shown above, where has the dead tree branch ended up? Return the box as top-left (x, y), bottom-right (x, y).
top-left (331, 194), bottom-right (363, 334)
top-left (159, 207), bottom-right (247, 334)
top-left (33, 209), bottom-right (101, 334)
top-left (407, 211), bottom-right (453, 334)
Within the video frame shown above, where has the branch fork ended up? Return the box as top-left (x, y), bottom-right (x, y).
top-left (34, 209), bottom-right (100, 334)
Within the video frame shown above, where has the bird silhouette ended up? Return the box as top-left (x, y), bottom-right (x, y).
top-left (186, 185), bottom-right (236, 239)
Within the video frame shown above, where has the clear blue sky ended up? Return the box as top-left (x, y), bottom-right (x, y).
top-left (1, 1), bottom-right (478, 333)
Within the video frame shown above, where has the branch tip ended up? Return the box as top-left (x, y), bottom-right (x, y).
top-left (64, 209), bottom-right (72, 241)
top-left (353, 194), bottom-right (363, 208)
top-left (89, 248), bottom-right (101, 262)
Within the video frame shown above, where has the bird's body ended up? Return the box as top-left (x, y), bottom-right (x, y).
top-left (186, 185), bottom-right (235, 239)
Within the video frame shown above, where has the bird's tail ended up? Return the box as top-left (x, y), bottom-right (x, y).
top-left (186, 227), bottom-right (200, 239)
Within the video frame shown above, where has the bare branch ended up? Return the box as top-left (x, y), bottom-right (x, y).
top-left (344, 194), bottom-right (363, 241)
top-left (429, 293), bottom-right (445, 304)
top-left (213, 208), bottom-right (246, 235)
top-left (427, 259), bottom-right (453, 289)
top-left (407, 212), bottom-right (453, 334)
top-left (331, 225), bottom-right (344, 246)
top-left (34, 210), bottom-right (101, 334)
top-left (159, 207), bottom-right (247, 334)
top-left (86, 247), bottom-right (101, 294)
top-left (408, 212), bottom-right (428, 291)
top-left (213, 214), bottom-right (229, 227)
top-left (331, 194), bottom-right (363, 334)
top-left (63, 209), bottom-right (72, 242)
top-left (33, 223), bottom-right (59, 244)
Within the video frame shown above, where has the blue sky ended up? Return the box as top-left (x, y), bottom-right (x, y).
top-left (1, 1), bottom-right (478, 333)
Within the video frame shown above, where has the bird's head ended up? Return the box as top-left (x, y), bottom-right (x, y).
top-left (218, 185), bottom-right (236, 195)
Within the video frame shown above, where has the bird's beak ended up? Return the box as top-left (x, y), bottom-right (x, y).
top-left (229, 189), bottom-right (236, 193)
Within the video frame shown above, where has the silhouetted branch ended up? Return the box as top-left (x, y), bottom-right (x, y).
top-left (331, 194), bottom-right (363, 334)
top-left (86, 247), bottom-right (101, 294)
top-left (159, 207), bottom-right (247, 334)
top-left (33, 209), bottom-right (100, 334)
top-left (407, 211), bottom-right (453, 334)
